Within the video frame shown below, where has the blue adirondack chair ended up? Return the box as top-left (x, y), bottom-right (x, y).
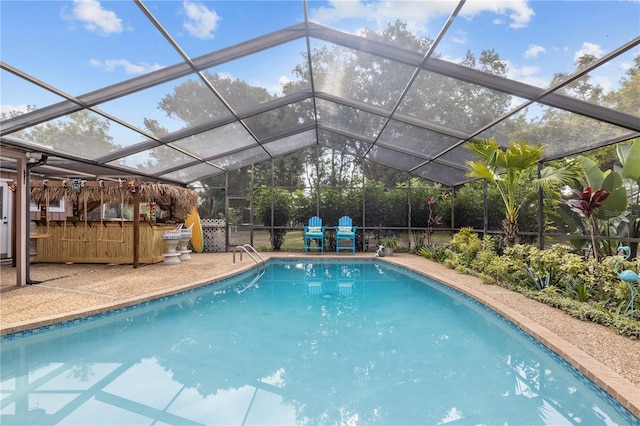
top-left (335, 216), bottom-right (357, 254)
top-left (303, 216), bottom-right (325, 253)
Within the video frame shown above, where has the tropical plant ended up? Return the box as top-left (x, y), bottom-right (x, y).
top-left (470, 237), bottom-right (500, 279)
top-left (614, 139), bottom-right (640, 257)
top-left (408, 180), bottom-right (451, 227)
top-left (563, 186), bottom-right (611, 261)
top-left (563, 278), bottom-right (591, 302)
top-left (427, 229), bottom-right (640, 335)
top-left (417, 244), bottom-right (449, 263)
top-left (466, 138), bottom-right (583, 246)
top-left (381, 235), bottom-right (400, 250)
top-left (524, 264), bottom-right (551, 290)
top-left (556, 140), bottom-right (638, 258)
top-left (425, 196), bottom-right (443, 246)
top-left (448, 227), bottom-right (483, 269)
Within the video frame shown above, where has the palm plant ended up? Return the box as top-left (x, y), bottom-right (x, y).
top-left (466, 138), bottom-right (583, 246)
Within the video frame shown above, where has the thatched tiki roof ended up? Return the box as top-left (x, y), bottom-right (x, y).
top-left (30, 181), bottom-right (198, 217)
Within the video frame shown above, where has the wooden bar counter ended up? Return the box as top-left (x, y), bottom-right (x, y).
top-left (32, 221), bottom-right (181, 264)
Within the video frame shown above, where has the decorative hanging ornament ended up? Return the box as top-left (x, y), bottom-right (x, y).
top-left (71, 178), bottom-right (82, 193)
top-left (8, 181), bottom-right (17, 192)
top-left (42, 179), bottom-right (48, 188)
top-left (127, 179), bottom-right (136, 193)
top-left (148, 200), bottom-right (157, 223)
top-left (98, 179), bottom-right (105, 188)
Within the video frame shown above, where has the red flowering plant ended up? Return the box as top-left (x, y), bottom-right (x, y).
top-left (563, 186), bottom-right (610, 261)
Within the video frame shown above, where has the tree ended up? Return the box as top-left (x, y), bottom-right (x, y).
top-left (288, 21), bottom-right (517, 191)
top-left (19, 110), bottom-right (117, 157)
top-left (604, 55), bottom-right (640, 115)
top-left (152, 72), bottom-right (306, 218)
top-left (551, 54), bottom-right (604, 103)
top-left (466, 138), bottom-right (582, 246)
top-left (254, 187), bottom-right (291, 250)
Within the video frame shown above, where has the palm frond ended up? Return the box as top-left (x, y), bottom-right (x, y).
top-left (504, 140), bottom-right (543, 169)
top-left (538, 159), bottom-right (584, 192)
top-left (465, 138), bottom-right (500, 162)
top-left (465, 161), bottom-right (501, 181)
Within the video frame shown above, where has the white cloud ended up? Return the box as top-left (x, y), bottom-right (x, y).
top-left (279, 75), bottom-right (291, 86)
top-left (311, 1), bottom-right (372, 24)
top-left (452, 31), bottom-right (467, 44)
top-left (525, 44), bottom-right (546, 59)
top-left (620, 60), bottom-right (635, 73)
top-left (461, 0), bottom-right (534, 29)
top-left (310, 0), bottom-right (454, 35)
top-left (441, 54), bottom-right (466, 65)
top-left (309, 0), bottom-right (534, 37)
top-left (505, 61), bottom-right (548, 87)
top-left (88, 58), bottom-right (164, 75)
top-left (67, 0), bottom-right (123, 35)
top-left (593, 75), bottom-right (612, 93)
top-left (574, 42), bottom-right (605, 62)
top-left (1, 104), bottom-right (30, 115)
top-left (214, 72), bottom-right (289, 96)
top-left (183, 0), bottom-right (221, 39)
top-left (268, 75), bottom-right (292, 96)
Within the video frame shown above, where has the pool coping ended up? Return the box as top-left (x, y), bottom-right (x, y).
top-left (0, 262), bottom-right (257, 336)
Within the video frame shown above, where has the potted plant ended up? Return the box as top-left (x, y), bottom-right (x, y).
top-left (381, 235), bottom-right (400, 256)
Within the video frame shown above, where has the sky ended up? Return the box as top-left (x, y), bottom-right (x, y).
top-left (1, 0), bottom-right (639, 122)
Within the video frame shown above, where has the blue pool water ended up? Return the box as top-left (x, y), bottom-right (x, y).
top-left (1, 259), bottom-right (638, 425)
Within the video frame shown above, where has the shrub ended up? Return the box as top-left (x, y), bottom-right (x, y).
top-left (421, 228), bottom-right (640, 338)
top-left (417, 245), bottom-right (449, 263)
top-left (450, 227), bottom-right (482, 266)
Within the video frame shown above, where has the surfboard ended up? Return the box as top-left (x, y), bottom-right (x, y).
top-left (185, 207), bottom-right (204, 253)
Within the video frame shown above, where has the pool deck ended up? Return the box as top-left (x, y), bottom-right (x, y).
top-left (1, 252), bottom-right (639, 418)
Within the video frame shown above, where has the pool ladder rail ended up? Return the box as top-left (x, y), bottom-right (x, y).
top-left (233, 244), bottom-right (266, 293)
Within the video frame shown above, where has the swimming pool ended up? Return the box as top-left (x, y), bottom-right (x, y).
top-left (1, 259), bottom-right (638, 425)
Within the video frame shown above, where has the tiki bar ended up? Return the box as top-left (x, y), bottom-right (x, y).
top-left (28, 180), bottom-right (198, 265)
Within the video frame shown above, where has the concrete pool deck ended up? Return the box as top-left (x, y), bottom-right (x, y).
top-left (1, 252), bottom-right (639, 418)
